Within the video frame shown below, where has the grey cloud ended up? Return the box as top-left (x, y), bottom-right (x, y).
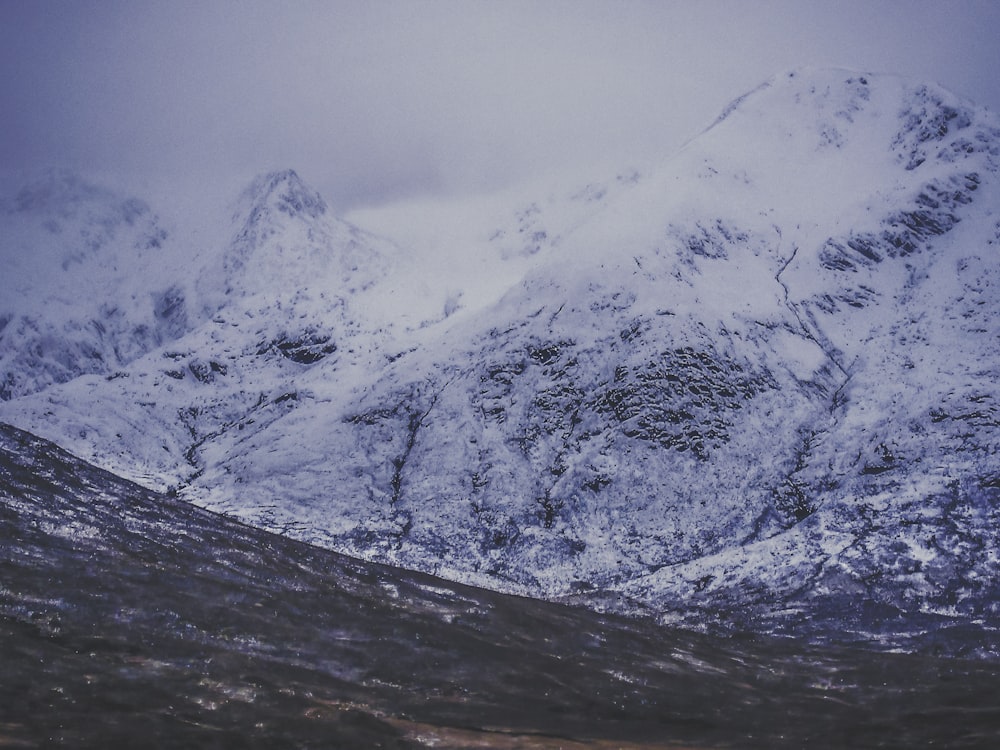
top-left (1, 0), bottom-right (999, 212)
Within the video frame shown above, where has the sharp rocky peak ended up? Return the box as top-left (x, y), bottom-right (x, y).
top-left (235, 169), bottom-right (327, 225)
top-left (218, 168), bottom-right (394, 303)
top-left (221, 169), bottom-right (334, 288)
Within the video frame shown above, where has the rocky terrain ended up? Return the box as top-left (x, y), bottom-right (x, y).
top-left (2, 68), bottom-right (999, 653)
top-left (4, 422), bottom-right (1000, 748)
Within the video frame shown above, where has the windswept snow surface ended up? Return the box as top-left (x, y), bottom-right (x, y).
top-left (3, 69), bottom-right (1000, 648)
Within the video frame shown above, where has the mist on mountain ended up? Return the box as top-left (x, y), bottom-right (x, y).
top-left (2, 69), bottom-right (999, 655)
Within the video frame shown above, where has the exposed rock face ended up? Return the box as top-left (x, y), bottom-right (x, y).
top-left (2, 69), bottom-right (999, 646)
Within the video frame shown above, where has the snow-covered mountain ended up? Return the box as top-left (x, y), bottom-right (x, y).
top-left (0, 170), bottom-right (198, 400)
top-left (2, 68), bottom-right (999, 647)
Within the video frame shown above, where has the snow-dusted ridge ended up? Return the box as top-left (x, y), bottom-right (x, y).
top-left (2, 69), bottom-right (999, 649)
top-left (0, 169), bottom-right (201, 401)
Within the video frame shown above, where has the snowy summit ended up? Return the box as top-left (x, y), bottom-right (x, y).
top-left (2, 68), bottom-right (999, 652)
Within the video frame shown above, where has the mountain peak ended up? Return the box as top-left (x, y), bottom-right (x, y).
top-left (236, 169), bottom-right (327, 223)
top-left (221, 169), bottom-right (332, 286)
top-left (6, 168), bottom-right (152, 228)
top-left (3, 72), bottom-right (1000, 657)
top-left (9, 168), bottom-right (109, 213)
top-left (217, 169), bottom-right (395, 301)
top-left (709, 68), bottom-right (997, 145)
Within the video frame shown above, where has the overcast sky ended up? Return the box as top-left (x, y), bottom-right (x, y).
top-left (2, 0), bottom-right (999, 212)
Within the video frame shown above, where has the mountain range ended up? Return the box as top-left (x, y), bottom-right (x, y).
top-left (2, 67), bottom-right (999, 654)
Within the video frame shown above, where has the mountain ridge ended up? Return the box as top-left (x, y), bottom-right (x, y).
top-left (2, 68), bottom-right (998, 649)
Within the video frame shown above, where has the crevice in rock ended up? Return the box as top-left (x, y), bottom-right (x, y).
top-left (389, 380), bottom-right (449, 509)
top-left (774, 243), bottom-right (850, 380)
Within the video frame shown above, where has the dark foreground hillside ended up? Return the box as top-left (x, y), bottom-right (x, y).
top-left (2, 422), bottom-right (1000, 749)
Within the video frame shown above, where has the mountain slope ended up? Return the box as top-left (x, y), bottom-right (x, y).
top-left (0, 170), bottom-right (194, 400)
top-left (0, 169), bottom-right (405, 488)
top-left (1, 69), bottom-right (999, 647)
top-left (4, 422), bottom-right (1000, 749)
